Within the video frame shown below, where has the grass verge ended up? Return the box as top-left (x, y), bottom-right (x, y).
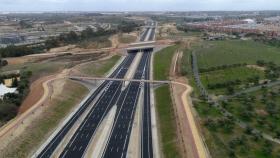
top-left (79, 55), bottom-right (121, 77)
top-left (155, 85), bottom-right (180, 158)
top-left (154, 45), bottom-right (179, 80)
top-left (196, 40), bottom-right (280, 69)
top-left (1, 80), bottom-right (88, 157)
top-left (153, 44), bottom-right (181, 157)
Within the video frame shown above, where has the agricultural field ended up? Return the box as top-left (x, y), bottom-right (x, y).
top-left (182, 39), bottom-right (280, 158)
top-left (223, 85), bottom-right (280, 137)
top-left (194, 99), bottom-right (280, 158)
top-left (200, 66), bottom-right (265, 95)
top-left (196, 40), bottom-right (280, 69)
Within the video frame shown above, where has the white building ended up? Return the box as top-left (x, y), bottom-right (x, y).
top-left (0, 84), bottom-right (17, 99)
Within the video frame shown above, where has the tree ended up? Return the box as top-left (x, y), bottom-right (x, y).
top-left (265, 102), bottom-right (278, 116)
top-left (262, 140), bottom-right (273, 156)
top-left (228, 149), bottom-right (236, 158)
top-left (204, 118), bottom-right (217, 131)
top-left (245, 126), bottom-right (253, 135)
top-left (218, 118), bottom-right (234, 133)
top-left (0, 59), bottom-right (8, 67)
top-left (117, 20), bottom-right (140, 33)
top-left (11, 77), bottom-right (18, 88)
top-left (0, 45), bottom-right (34, 57)
top-left (256, 60), bottom-right (266, 66)
top-left (19, 20), bottom-right (32, 29)
top-left (3, 93), bottom-right (21, 106)
top-left (81, 27), bottom-right (94, 39)
top-left (227, 86), bottom-right (235, 95)
top-left (45, 38), bottom-right (60, 50)
top-left (240, 110), bottom-right (252, 121)
top-left (67, 31), bottom-right (79, 43)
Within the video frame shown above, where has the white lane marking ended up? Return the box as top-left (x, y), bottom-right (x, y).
top-left (73, 145), bottom-right (77, 151)
top-left (68, 133), bottom-right (78, 148)
top-left (79, 146), bottom-right (83, 151)
top-left (60, 149), bottom-right (68, 158)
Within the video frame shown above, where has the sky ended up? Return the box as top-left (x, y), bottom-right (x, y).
top-left (0, 0), bottom-right (280, 12)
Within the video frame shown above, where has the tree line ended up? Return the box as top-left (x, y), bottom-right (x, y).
top-left (0, 20), bottom-right (141, 58)
top-left (256, 60), bottom-right (280, 81)
top-left (200, 63), bottom-right (247, 73)
top-left (0, 71), bottom-right (32, 124)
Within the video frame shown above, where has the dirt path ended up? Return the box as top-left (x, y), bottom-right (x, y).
top-left (109, 34), bottom-right (120, 48)
top-left (18, 75), bottom-right (54, 114)
top-left (170, 50), bottom-right (210, 158)
top-left (0, 50), bottom-right (122, 149)
top-left (0, 75), bottom-right (65, 150)
top-left (21, 51), bottom-right (116, 114)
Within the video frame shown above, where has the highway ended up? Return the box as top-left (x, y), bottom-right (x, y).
top-left (140, 26), bottom-right (151, 41)
top-left (37, 54), bottom-right (135, 158)
top-left (102, 51), bottom-right (150, 158)
top-left (141, 22), bottom-right (155, 158)
top-left (102, 22), bottom-right (155, 158)
top-left (141, 50), bottom-right (153, 158)
top-left (59, 52), bottom-right (137, 158)
top-left (36, 21), bottom-right (156, 158)
top-left (36, 53), bottom-right (136, 158)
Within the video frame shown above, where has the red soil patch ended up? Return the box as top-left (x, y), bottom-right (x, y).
top-left (18, 75), bottom-right (54, 114)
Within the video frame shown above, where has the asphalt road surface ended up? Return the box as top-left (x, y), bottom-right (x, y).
top-left (101, 22), bottom-right (155, 158)
top-left (101, 51), bottom-right (150, 158)
top-left (140, 27), bottom-right (150, 42)
top-left (58, 53), bottom-right (136, 158)
top-left (141, 51), bottom-right (153, 158)
top-left (37, 21), bottom-right (155, 158)
top-left (37, 53), bottom-right (136, 158)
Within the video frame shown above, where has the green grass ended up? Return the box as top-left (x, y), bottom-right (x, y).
top-left (155, 85), bottom-right (180, 158)
top-left (200, 66), bottom-right (265, 95)
top-left (194, 101), bottom-right (222, 118)
top-left (79, 55), bottom-right (121, 77)
top-left (193, 99), bottom-right (280, 158)
top-left (2, 80), bottom-right (88, 157)
top-left (196, 40), bottom-right (280, 69)
top-left (224, 84), bottom-right (280, 137)
top-left (153, 45), bottom-right (181, 157)
top-left (1, 61), bottom-right (65, 79)
top-left (154, 45), bottom-right (179, 80)
top-left (201, 67), bottom-right (264, 85)
top-left (181, 39), bottom-right (280, 158)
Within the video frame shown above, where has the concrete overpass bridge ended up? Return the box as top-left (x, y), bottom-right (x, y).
top-left (127, 41), bottom-right (155, 53)
top-left (69, 76), bottom-right (171, 85)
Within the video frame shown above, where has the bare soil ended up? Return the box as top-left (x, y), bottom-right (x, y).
top-left (18, 75), bottom-right (54, 114)
top-left (169, 48), bottom-right (209, 158)
top-left (246, 64), bottom-right (266, 71)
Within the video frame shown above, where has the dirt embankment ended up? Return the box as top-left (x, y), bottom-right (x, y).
top-left (169, 47), bottom-right (210, 158)
top-left (18, 52), bottom-right (108, 114)
top-left (18, 75), bottom-right (54, 114)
